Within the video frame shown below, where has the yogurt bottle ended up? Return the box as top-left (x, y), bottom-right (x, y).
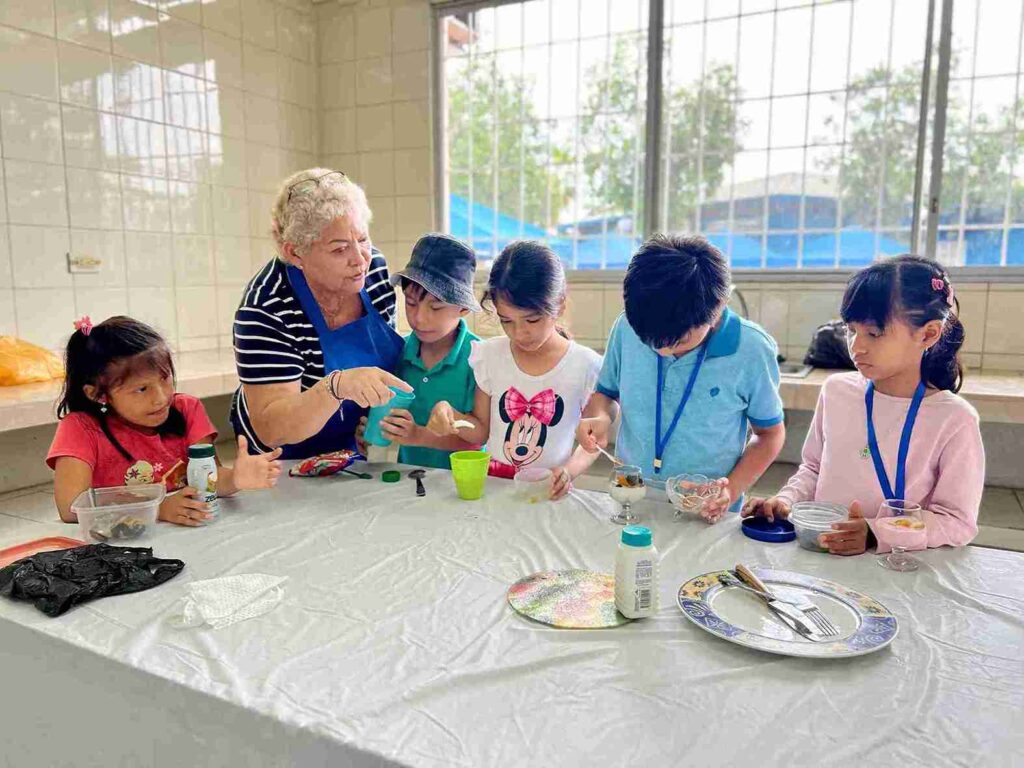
top-left (614, 525), bottom-right (659, 619)
top-left (187, 443), bottom-right (220, 522)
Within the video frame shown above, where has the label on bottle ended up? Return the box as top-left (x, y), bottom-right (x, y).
top-left (187, 458), bottom-right (220, 521)
top-left (634, 558), bottom-right (653, 612)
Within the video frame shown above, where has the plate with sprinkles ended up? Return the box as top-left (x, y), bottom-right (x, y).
top-left (508, 569), bottom-right (632, 629)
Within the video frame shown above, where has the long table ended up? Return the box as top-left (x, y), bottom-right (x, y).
top-left (1, 466), bottom-right (1022, 767)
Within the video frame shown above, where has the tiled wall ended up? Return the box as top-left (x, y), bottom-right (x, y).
top-left (467, 278), bottom-right (1024, 373)
top-left (0, 0), bottom-right (318, 354)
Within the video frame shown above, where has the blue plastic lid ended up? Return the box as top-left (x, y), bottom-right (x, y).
top-left (621, 525), bottom-right (652, 547)
top-left (741, 515), bottom-right (796, 543)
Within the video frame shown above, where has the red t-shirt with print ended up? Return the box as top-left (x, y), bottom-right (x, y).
top-left (46, 394), bottom-right (217, 491)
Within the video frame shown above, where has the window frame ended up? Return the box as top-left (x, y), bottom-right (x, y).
top-left (430, 0), bottom-right (1024, 281)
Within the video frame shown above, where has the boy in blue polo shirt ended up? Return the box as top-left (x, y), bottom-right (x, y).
top-left (363, 234), bottom-right (482, 468)
top-left (578, 234), bottom-right (785, 521)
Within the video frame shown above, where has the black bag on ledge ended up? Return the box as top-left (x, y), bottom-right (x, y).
top-left (803, 320), bottom-right (856, 370)
top-left (0, 544), bottom-right (184, 617)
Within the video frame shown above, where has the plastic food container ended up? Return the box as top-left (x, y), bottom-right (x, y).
top-left (514, 467), bottom-right (552, 504)
top-left (71, 484), bottom-right (166, 544)
top-left (789, 501), bottom-right (847, 552)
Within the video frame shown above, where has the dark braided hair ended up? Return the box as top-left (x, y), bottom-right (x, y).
top-left (57, 316), bottom-right (185, 461)
top-left (840, 255), bottom-right (965, 392)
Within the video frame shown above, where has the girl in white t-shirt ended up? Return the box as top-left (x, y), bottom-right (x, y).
top-left (428, 241), bottom-right (602, 499)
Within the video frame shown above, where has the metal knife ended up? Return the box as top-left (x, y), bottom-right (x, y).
top-left (735, 564), bottom-right (827, 642)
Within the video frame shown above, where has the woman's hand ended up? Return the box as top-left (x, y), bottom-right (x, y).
top-left (741, 496), bottom-right (792, 522)
top-left (380, 408), bottom-right (424, 447)
top-left (699, 478), bottom-right (731, 524)
top-left (230, 436), bottom-right (283, 490)
top-left (332, 368), bottom-right (412, 407)
top-left (550, 466), bottom-right (573, 500)
top-left (159, 487), bottom-right (211, 527)
top-left (427, 401), bottom-right (457, 436)
top-left (820, 501), bottom-right (868, 556)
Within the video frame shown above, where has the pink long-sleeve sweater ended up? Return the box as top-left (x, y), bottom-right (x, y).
top-left (777, 372), bottom-right (985, 549)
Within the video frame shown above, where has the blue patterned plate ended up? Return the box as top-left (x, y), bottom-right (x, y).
top-left (677, 567), bottom-right (898, 658)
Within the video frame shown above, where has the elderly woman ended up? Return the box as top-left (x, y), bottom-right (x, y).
top-left (230, 169), bottom-right (411, 458)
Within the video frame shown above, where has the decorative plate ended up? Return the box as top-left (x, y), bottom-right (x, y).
top-left (677, 567), bottom-right (898, 658)
top-left (508, 569), bottom-right (632, 629)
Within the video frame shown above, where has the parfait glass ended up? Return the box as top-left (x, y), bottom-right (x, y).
top-left (608, 464), bottom-right (646, 525)
top-left (877, 500), bottom-right (924, 572)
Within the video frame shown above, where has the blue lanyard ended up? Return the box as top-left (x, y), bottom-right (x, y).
top-left (864, 380), bottom-right (926, 502)
top-left (654, 343), bottom-right (709, 474)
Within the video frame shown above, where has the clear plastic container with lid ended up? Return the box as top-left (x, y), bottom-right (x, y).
top-left (789, 501), bottom-right (847, 552)
top-left (187, 443), bottom-right (220, 522)
top-left (71, 483), bottom-right (165, 544)
top-left (614, 525), bottom-right (659, 619)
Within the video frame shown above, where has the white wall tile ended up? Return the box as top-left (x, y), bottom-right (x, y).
top-left (356, 104), bottom-right (392, 152)
top-left (245, 142), bottom-right (281, 192)
top-left (173, 234), bottom-right (215, 285)
top-left (213, 235), bottom-right (251, 284)
top-left (248, 190), bottom-right (274, 237)
top-left (75, 286), bottom-right (129, 323)
top-left (320, 63), bottom-right (355, 109)
top-left (276, 6), bottom-right (313, 62)
top-left (14, 289), bottom-right (76, 350)
top-left (358, 151), bottom-right (394, 197)
top-left (164, 71), bottom-right (207, 131)
top-left (0, 94), bottom-right (64, 165)
top-left (367, 196), bottom-right (395, 242)
top-left (759, 291), bottom-right (789, 348)
top-left (244, 93), bottom-right (280, 145)
top-left (280, 57), bottom-right (314, 107)
top-left (158, 0), bottom-right (200, 24)
top-left (109, 0), bottom-right (161, 67)
top-left (124, 230), bottom-right (173, 286)
top-left (317, 6), bottom-right (353, 64)
top-left (984, 291), bottom-right (1024, 355)
top-left (0, 230), bottom-right (11, 288)
top-left (392, 2), bottom-right (429, 54)
top-left (166, 126), bottom-right (207, 183)
top-left (211, 185), bottom-right (249, 235)
top-left (278, 104), bottom-right (312, 152)
top-left (206, 84), bottom-right (247, 138)
top-left (112, 57), bottom-right (164, 121)
top-left (127, 286), bottom-right (177, 341)
top-left (355, 7), bottom-right (391, 60)
top-left (0, 290), bottom-right (16, 336)
top-left (355, 57), bottom-right (392, 106)
top-left (0, 169), bottom-right (6, 223)
top-left (69, 228), bottom-right (126, 287)
top-left (240, 0), bottom-right (277, 50)
top-left (0, 29), bottom-right (59, 101)
top-left (0, 0), bottom-right (56, 36)
top-left (121, 174), bottom-right (171, 231)
top-left (392, 49), bottom-right (428, 103)
top-left (62, 106), bottom-right (120, 171)
top-left (242, 42), bottom-right (279, 99)
top-left (67, 167), bottom-right (124, 229)
top-left (203, 28), bottom-right (244, 89)
top-left (9, 226), bottom-right (72, 289)
top-left (395, 195), bottom-right (431, 242)
top-left (4, 161), bottom-right (69, 227)
top-left (321, 108), bottom-right (356, 155)
top-left (207, 134), bottom-right (247, 187)
top-left (394, 147), bottom-right (431, 196)
top-left (216, 285), bottom-right (240, 336)
top-left (202, 0), bottom-right (241, 39)
top-left (56, 0), bottom-right (112, 51)
top-left (159, 15), bottom-right (205, 77)
top-left (392, 99), bottom-right (429, 149)
top-left (176, 285), bottom-right (219, 337)
top-left (169, 180), bottom-right (212, 234)
top-left (59, 42), bottom-right (117, 113)
top-left (116, 115), bottom-right (168, 178)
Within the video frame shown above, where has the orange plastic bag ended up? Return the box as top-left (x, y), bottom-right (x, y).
top-left (0, 336), bottom-right (64, 386)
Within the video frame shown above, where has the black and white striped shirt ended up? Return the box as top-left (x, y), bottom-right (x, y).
top-left (229, 253), bottom-right (396, 452)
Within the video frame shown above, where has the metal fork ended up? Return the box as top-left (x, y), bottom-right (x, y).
top-left (725, 570), bottom-right (840, 637)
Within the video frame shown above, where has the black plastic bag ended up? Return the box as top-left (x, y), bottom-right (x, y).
top-left (0, 544), bottom-right (184, 617)
top-left (803, 320), bottom-right (856, 369)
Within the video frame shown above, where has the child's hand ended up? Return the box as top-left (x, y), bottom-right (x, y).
top-left (427, 401), bottom-right (457, 436)
top-left (699, 478), bottom-right (731, 524)
top-left (577, 415), bottom-right (611, 453)
top-left (741, 496), bottom-right (792, 522)
top-left (820, 501), bottom-right (868, 556)
top-left (159, 487), bottom-right (211, 527)
top-left (381, 408), bottom-right (423, 446)
top-left (355, 416), bottom-right (369, 455)
top-left (231, 435), bottom-right (283, 490)
top-left (549, 466), bottom-right (573, 500)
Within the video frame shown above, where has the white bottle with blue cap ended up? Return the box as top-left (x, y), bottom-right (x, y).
top-left (614, 525), bottom-right (659, 619)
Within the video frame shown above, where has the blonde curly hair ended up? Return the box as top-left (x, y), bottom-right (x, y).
top-left (271, 169), bottom-right (373, 257)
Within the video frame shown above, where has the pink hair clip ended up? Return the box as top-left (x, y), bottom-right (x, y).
top-left (73, 316), bottom-right (93, 336)
top-left (931, 277), bottom-right (955, 308)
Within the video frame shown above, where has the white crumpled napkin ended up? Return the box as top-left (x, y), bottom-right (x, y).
top-left (173, 573), bottom-right (287, 630)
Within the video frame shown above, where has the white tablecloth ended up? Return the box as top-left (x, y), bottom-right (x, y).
top-left (1, 466), bottom-right (1022, 767)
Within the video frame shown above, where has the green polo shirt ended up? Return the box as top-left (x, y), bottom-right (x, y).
top-left (396, 319), bottom-right (480, 469)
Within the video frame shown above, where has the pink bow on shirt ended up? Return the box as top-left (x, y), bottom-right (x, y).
top-left (504, 387), bottom-right (558, 425)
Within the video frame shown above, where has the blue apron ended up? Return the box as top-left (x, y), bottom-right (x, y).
top-left (279, 265), bottom-right (403, 460)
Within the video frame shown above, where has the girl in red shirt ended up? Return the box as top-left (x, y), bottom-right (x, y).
top-left (48, 316), bottom-right (281, 526)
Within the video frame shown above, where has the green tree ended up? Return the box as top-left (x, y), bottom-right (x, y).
top-left (447, 62), bottom-right (572, 230)
top-left (580, 36), bottom-right (745, 229)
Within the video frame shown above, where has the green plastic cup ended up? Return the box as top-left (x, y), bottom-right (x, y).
top-left (449, 450), bottom-right (490, 500)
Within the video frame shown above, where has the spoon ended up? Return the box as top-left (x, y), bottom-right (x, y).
top-left (594, 444), bottom-right (623, 466)
top-left (453, 419), bottom-right (474, 430)
top-left (409, 469), bottom-right (426, 497)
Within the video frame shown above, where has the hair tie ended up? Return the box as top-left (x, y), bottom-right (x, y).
top-left (73, 316), bottom-right (93, 336)
top-left (931, 277), bottom-right (955, 308)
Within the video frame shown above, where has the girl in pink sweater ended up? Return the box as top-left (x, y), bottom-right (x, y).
top-left (743, 255), bottom-right (984, 555)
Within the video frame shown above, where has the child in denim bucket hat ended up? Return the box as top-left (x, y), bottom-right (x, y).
top-left (357, 234), bottom-right (482, 469)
